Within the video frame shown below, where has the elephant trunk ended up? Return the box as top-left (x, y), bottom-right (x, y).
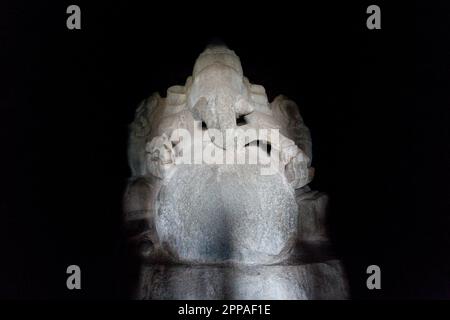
top-left (193, 96), bottom-right (237, 150)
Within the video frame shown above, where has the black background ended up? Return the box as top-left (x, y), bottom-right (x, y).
top-left (2, 1), bottom-right (449, 299)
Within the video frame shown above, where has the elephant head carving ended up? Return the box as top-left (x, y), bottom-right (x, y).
top-left (187, 45), bottom-right (254, 149)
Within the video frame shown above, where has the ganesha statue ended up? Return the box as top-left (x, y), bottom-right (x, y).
top-left (123, 44), bottom-right (349, 299)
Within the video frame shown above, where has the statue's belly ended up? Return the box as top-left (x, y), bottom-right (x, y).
top-left (156, 165), bottom-right (298, 264)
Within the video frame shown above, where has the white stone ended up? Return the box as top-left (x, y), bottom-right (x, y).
top-left (123, 44), bottom-right (349, 299)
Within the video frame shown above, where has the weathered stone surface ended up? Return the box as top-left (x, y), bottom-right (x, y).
top-left (296, 191), bottom-right (330, 242)
top-left (137, 260), bottom-right (349, 300)
top-left (156, 164), bottom-right (297, 264)
top-left (124, 44), bottom-right (349, 299)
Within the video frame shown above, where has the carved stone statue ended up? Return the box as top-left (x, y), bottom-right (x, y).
top-left (123, 44), bottom-right (349, 299)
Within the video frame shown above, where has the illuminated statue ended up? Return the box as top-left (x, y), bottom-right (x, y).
top-left (124, 45), bottom-right (348, 299)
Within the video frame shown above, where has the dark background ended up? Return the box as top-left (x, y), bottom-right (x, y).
top-left (2, 1), bottom-right (449, 299)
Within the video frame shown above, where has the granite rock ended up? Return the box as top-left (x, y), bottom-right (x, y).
top-left (123, 44), bottom-right (349, 299)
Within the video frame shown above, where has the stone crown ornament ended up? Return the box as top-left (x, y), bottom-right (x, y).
top-left (123, 45), bottom-right (349, 299)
